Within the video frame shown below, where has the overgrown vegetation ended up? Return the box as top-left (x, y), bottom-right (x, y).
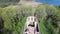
top-left (0, 0), bottom-right (20, 7)
top-left (0, 4), bottom-right (60, 34)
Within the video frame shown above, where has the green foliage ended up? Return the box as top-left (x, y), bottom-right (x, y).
top-left (0, 4), bottom-right (60, 34)
top-left (0, 0), bottom-right (20, 7)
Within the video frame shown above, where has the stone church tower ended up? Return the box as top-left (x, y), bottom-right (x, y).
top-left (20, 0), bottom-right (42, 6)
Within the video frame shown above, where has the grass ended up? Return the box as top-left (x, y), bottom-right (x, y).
top-left (0, 4), bottom-right (60, 34)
